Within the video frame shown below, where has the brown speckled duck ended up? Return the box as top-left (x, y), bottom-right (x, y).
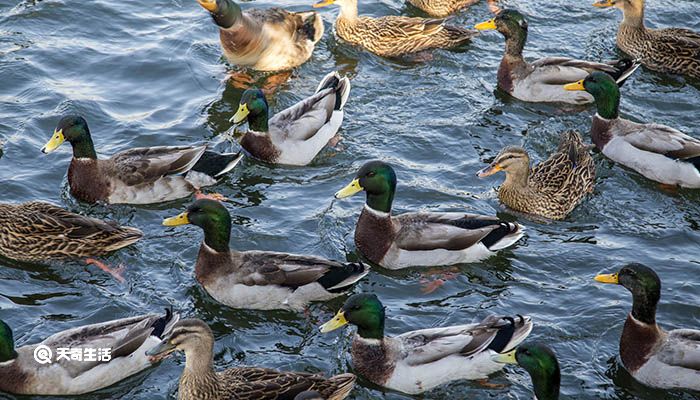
top-left (313, 0), bottom-right (475, 57)
top-left (197, 0), bottom-right (324, 71)
top-left (475, 9), bottom-right (640, 104)
top-left (593, 0), bottom-right (700, 79)
top-left (146, 319), bottom-right (356, 400)
top-left (477, 131), bottom-right (596, 220)
top-left (595, 264), bottom-right (700, 391)
top-left (42, 115), bottom-right (242, 205)
top-left (406, 0), bottom-right (477, 18)
top-left (0, 201), bottom-right (142, 263)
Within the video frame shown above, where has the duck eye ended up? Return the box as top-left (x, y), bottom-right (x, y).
top-left (367, 171), bottom-right (376, 178)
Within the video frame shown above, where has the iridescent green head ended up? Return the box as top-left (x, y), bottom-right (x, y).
top-left (163, 199), bottom-right (232, 253)
top-left (231, 89), bottom-right (269, 132)
top-left (197, 0), bottom-right (242, 29)
top-left (319, 293), bottom-right (386, 340)
top-left (335, 161), bottom-right (397, 213)
top-left (0, 320), bottom-right (18, 362)
top-left (565, 72), bottom-right (620, 119)
top-left (595, 263), bottom-right (661, 324)
top-left (493, 343), bottom-right (560, 400)
top-left (42, 115), bottom-right (97, 159)
top-left (475, 9), bottom-right (529, 55)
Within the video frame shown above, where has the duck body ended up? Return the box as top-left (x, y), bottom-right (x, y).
top-left (0, 310), bottom-right (179, 395)
top-left (234, 72), bottom-right (351, 165)
top-left (591, 115), bottom-right (700, 188)
top-left (164, 199), bottom-right (368, 311)
top-left (354, 206), bottom-right (522, 269)
top-left (0, 201), bottom-right (142, 263)
top-left (594, 0), bottom-right (700, 79)
top-left (479, 131), bottom-right (596, 220)
top-left (406, 0), bottom-right (478, 18)
top-left (320, 294), bottom-right (533, 395)
top-left (476, 10), bottom-right (639, 105)
top-left (146, 319), bottom-right (356, 400)
top-left (43, 116), bottom-right (242, 205)
top-left (200, 0), bottom-right (324, 71)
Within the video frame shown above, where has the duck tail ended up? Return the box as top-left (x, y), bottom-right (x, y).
top-left (191, 150), bottom-right (243, 178)
top-left (486, 314), bottom-right (534, 353)
top-left (482, 222), bottom-right (524, 251)
top-left (559, 130), bottom-right (587, 166)
top-left (326, 373), bottom-right (357, 400)
top-left (316, 71), bottom-right (351, 111)
top-left (611, 58), bottom-right (641, 87)
top-left (105, 226), bottom-right (143, 252)
top-left (150, 307), bottom-right (181, 339)
top-left (319, 260), bottom-right (370, 293)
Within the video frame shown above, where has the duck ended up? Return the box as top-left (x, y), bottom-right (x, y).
top-left (0, 309), bottom-right (179, 395)
top-left (319, 293), bottom-right (533, 394)
top-left (162, 199), bottom-right (369, 311)
top-left (594, 263), bottom-right (700, 391)
top-left (474, 9), bottom-right (640, 104)
top-left (197, 0), bottom-right (324, 72)
top-left (146, 319), bottom-right (356, 400)
top-left (312, 0), bottom-right (475, 58)
top-left (41, 115), bottom-right (243, 205)
top-left (0, 201), bottom-right (142, 263)
top-left (405, 0), bottom-right (477, 18)
top-left (231, 71), bottom-right (351, 166)
top-left (564, 72), bottom-right (700, 188)
top-left (477, 131), bottom-right (596, 220)
top-left (593, 0), bottom-right (700, 79)
top-left (334, 160), bottom-right (523, 269)
top-left (492, 343), bottom-right (561, 400)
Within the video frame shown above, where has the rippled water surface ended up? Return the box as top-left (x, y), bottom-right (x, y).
top-left (1, 0), bottom-right (699, 399)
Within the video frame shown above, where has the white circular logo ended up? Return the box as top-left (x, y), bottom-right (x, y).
top-left (33, 345), bottom-right (53, 364)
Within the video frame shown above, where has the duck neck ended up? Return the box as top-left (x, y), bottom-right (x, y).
top-left (201, 220), bottom-right (231, 254)
top-left (503, 29), bottom-right (527, 61)
top-left (212, 0), bottom-right (241, 29)
top-left (631, 290), bottom-right (658, 325)
top-left (338, 0), bottom-right (359, 22)
top-left (182, 343), bottom-right (217, 386)
top-left (594, 90), bottom-right (620, 120)
top-left (532, 373), bottom-right (560, 400)
top-left (247, 111), bottom-right (269, 132)
top-left (356, 320), bottom-right (384, 340)
top-left (70, 131), bottom-right (98, 160)
top-left (366, 191), bottom-right (393, 214)
top-left (621, 4), bottom-right (645, 29)
top-left (502, 163), bottom-right (530, 190)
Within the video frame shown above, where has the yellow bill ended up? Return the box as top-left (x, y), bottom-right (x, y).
top-left (319, 310), bottom-right (348, 333)
top-left (231, 104), bottom-right (250, 125)
top-left (42, 129), bottom-right (65, 154)
top-left (564, 80), bottom-right (586, 91)
top-left (477, 164), bottom-right (502, 178)
top-left (335, 178), bottom-right (363, 199)
top-left (313, 0), bottom-right (335, 8)
top-left (475, 19), bottom-right (497, 31)
top-left (594, 273), bottom-right (619, 284)
top-left (197, 0), bottom-right (218, 12)
top-left (163, 212), bottom-right (190, 227)
top-left (491, 348), bottom-right (517, 364)
top-left (593, 0), bottom-right (615, 8)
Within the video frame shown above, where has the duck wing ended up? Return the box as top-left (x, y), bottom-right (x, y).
top-left (106, 145), bottom-right (207, 186)
top-left (658, 329), bottom-right (700, 371)
top-left (617, 121), bottom-right (700, 161)
top-left (393, 212), bottom-right (519, 251)
top-left (17, 202), bottom-right (133, 239)
top-left (269, 89), bottom-right (336, 141)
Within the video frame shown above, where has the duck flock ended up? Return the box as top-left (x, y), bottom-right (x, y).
top-left (0, 0), bottom-right (698, 399)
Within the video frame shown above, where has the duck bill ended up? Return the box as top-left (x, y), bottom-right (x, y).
top-left (313, 0), bottom-right (335, 8)
top-left (145, 339), bottom-right (177, 360)
top-left (475, 19), bottom-right (497, 31)
top-left (230, 104), bottom-right (249, 125)
top-left (42, 129), bottom-right (65, 154)
top-left (335, 178), bottom-right (363, 199)
top-left (163, 212), bottom-right (190, 227)
top-left (197, 0), bottom-right (219, 12)
top-left (564, 80), bottom-right (586, 91)
top-left (593, 0), bottom-right (615, 8)
top-left (477, 163), bottom-right (502, 178)
top-left (319, 310), bottom-right (348, 333)
top-left (594, 273), bottom-right (619, 284)
top-left (491, 349), bottom-right (517, 364)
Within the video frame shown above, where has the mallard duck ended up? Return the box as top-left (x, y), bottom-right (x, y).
top-left (595, 264), bottom-right (700, 391)
top-left (492, 343), bottom-right (561, 400)
top-left (162, 199), bottom-right (369, 311)
top-left (477, 131), bottom-right (596, 220)
top-left (0, 201), bottom-right (142, 263)
top-left (474, 9), bottom-right (640, 104)
top-left (334, 160), bottom-right (523, 269)
top-left (312, 0), bottom-right (475, 57)
top-left (564, 72), bottom-right (700, 188)
top-left (319, 293), bottom-right (533, 394)
top-left (41, 115), bottom-right (243, 205)
top-left (231, 71), bottom-right (351, 166)
top-left (197, 0), bottom-right (324, 72)
top-left (146, 319), bottom-right (356, 400)
top-left (405, 0), bottom-right (477, 18)
top-left (593, 0), bottom-right (700, 79)
top-left (0, 309), bottom-right (179, 395)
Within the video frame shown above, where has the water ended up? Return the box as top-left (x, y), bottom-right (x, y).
top-left (0, 0), bottom-right (699, 398)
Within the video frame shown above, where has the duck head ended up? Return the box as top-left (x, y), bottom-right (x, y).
top-left (163, 199), bottom-right (232, 253)
top-left (564, 72), bottom-right (620, 119)
top-left (197, 0), bottom-right (242, 29)
top-left (477, 146), bottom-right (531, 187)
top-left (43, 115), bottom-right (97, 159)
top-left (231, 89), bottom-right (269, 131)
top-left (595, 263), bottom-right (661, 324)
top-left (493, 343), bottom-right (561, 400)
top-left (320, 293), bottom-right (386, 340)
top-left (475, 9), bottom-right (529, 55)
top-left (335, 161), bottom-right (397, 214)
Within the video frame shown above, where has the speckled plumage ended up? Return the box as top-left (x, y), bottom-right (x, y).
top-left (406, 0), bottom-right (478, 18)
top-left (0, 201), bottom-right (142, 263)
